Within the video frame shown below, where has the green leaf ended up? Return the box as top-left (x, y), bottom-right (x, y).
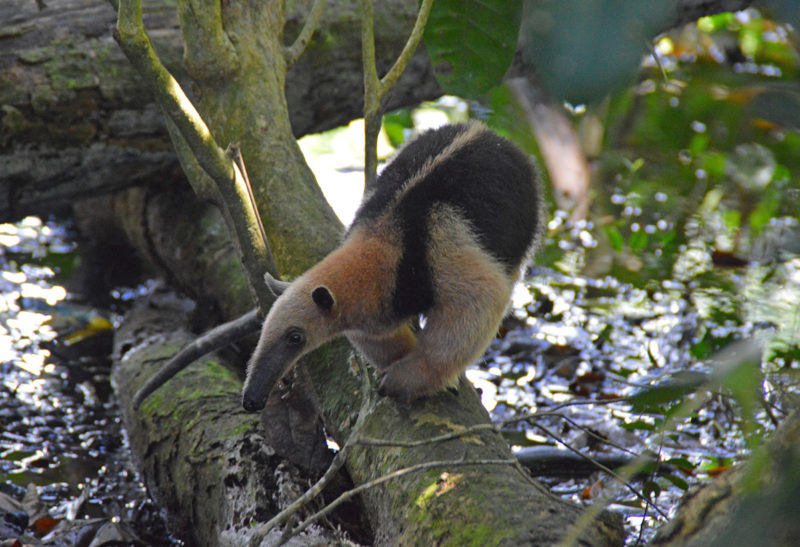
top-left (629, 230), bottom-right (648, 251)
top-left (702, 151), bottom-right (727, 178)
top-left (690, 339), bottom-right (710, 360)
top-left (749, 196), bottom-right (780, 234)
top-left (659, 229), bottom-right (677, 249)
top-left (720, 359), bottom-right (763, 439)
top-left (520, 0), bottom-right (672, 104)
top-left (595, 324), bottom-right (614, 346)
top-left (605, 225), bottom-right (624, 253)
top-left (628, 157), bottom-right (645, 173)
top-left (423, 0), bottom-right (523, 98)
top-left (663, 473), bottom-right (690, 491)
top-left (665, 457), bottom-right (696, 472)
top-left (690, 133), bottom-right (710, 156)
top-left (629, 370), bottom-right (709, 413)
top-left (383, 109), bottom-right (414, 147)
top-left (620, 419), bottom-right (655, 431)
top-left (723, 209), bottom-right (741, 231)
top-left (642, 479), bottom-right (661, 500)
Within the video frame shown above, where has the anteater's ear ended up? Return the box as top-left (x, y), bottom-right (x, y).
top-left (264, 271), bottom-right (291, 297)
top-left (312, 286), bottom-right (335, 312)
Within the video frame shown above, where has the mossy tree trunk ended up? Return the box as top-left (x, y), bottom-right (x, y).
top-left (111, 284), bottom-right (350, 545)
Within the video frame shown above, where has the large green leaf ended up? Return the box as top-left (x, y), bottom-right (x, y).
top-left (422, 0), bottom-right (523, 98)
top-left (629, 370), bottom-right (709, 413)
top-left (520, 0), bottom-right (671, 105)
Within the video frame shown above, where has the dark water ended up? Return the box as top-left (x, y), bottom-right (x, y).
top-left (0, 218), bottom-right (176, 546)
top-left (476, 215), bottom-right (800, 542)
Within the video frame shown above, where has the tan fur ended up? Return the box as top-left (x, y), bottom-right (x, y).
top-left (377, 204), bottom-right (514, 398)
top-left (311, 221), bottom-right (401, 330)
top-left (254, 204), bottom-right (516, 400)
top-left (346, 323), bottom-right (418, 369)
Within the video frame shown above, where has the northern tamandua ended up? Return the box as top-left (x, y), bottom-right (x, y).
top-left (242, 122), bottom-right (543, 411)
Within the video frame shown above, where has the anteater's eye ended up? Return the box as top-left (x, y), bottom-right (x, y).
top-left (285, 328), bottom-right (306, 347)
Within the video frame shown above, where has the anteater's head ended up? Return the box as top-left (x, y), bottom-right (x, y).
top-left (242, 273), bottom-right (337, 412)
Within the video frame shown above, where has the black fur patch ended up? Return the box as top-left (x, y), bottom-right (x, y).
top-left (353, 124), bottom-right (540, 319)
top-left (312, 286), bottom-right (335, 311)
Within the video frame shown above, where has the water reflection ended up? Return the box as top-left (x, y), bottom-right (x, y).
top-left (0, 217), bottom-right (175, 545)
top-left (470, 209), bottom-right (800, 542)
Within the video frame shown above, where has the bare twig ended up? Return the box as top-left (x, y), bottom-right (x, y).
top-left (250, 443), bottom-right (350, 546)
top-left (355, 423), bottom-right (499, 448)
top-left (287, 457), bottom-right (518, 541)
top-left (499, 397), bottom-right (630, 428)
top-left (557, 338), bottom-right (767, 545)
top-left (557, 392), bottom-right (713, 546)
top-left (284, 0), bottom-right (328, 68)
top-left (378, 0), bottom-right (434, 96)
top-left (360, 0), bottom-right (434, 190)
top-left (517, 410), bottom-right (642, 458)
top-left (132, 308), bottom-right (261, 410)
top-left (227, 144), bottom-right (271, 267)
top-left (533, 423), bottom-right (669, 519)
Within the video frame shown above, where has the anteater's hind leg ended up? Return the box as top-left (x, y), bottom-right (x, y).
top-left (378, 209), bottom-right (515, 400)
top-left (377, 276), bottom-right (510, 400)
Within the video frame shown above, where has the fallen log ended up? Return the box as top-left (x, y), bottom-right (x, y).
top-left (0, 0), bottom-right (440, 222)
top-left (111, 284), bottom-right (356, 545)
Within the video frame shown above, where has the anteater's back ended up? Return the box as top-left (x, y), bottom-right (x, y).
top-left (352, 122), bottom-right (541, 271)
top-left (350, 123), bottom-right (541, 320)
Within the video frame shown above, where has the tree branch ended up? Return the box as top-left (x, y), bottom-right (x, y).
top-left (360, 0), bottom-right (381, 190)
top-left (175, 0), bottom-right (239, 80)
top-left (354, 423), bottom-right (499, 448)
top-left (378, 0), bottom-right (433, 97)
top-left (533, 423), bottom-right (669, 519)
top-left (360, 0), bottom-right (434, 190)
top-left (284, 0), bottom-right (328, 68)
top-left (114, 0), bottom-right (277, 313)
